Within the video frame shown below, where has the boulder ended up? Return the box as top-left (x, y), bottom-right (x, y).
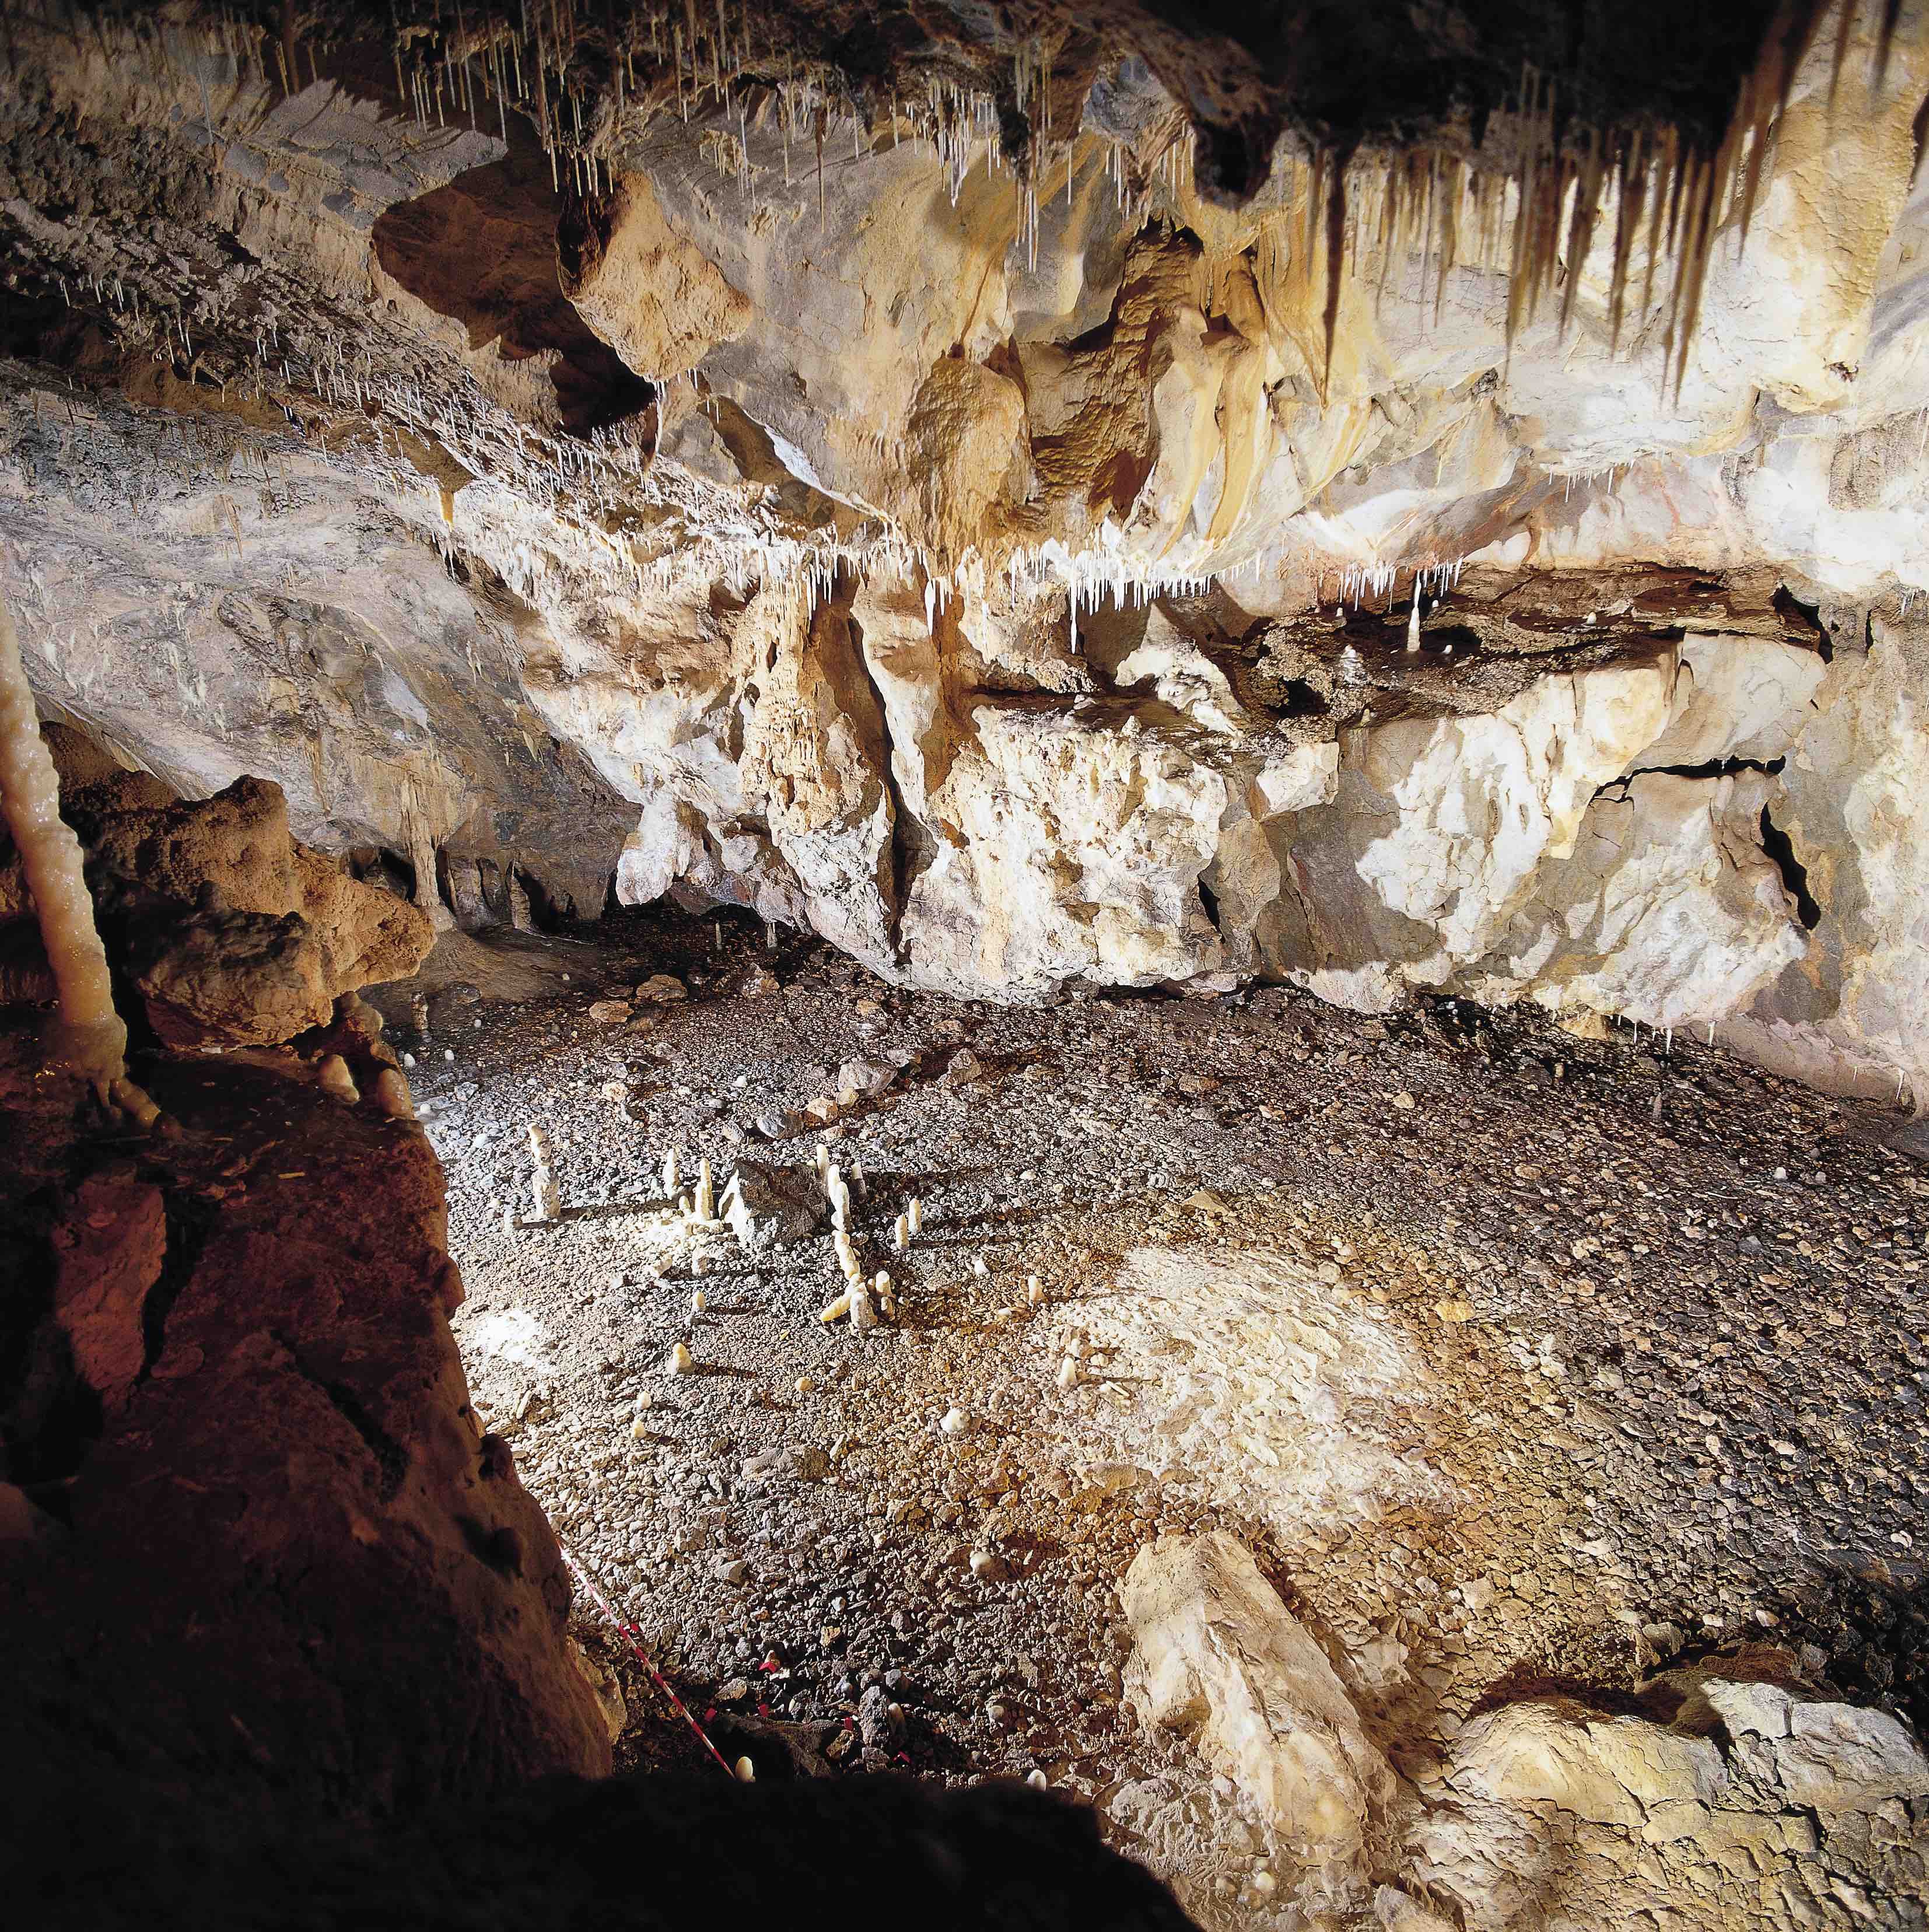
top-left (719, 1160), bottom-right (828, 1252)
top-left (1121, 1531), bottom-right (1401, 1874)
top-left (1, 767), bottom-right (433, 1047)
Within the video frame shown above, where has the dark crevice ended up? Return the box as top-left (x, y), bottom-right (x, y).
top-left (374, 150), bottom-right (652, 439)
top-left (278, 1338), bottom-right (409, 1503)
top-left (844, 599), bottom-right (925, 958)
top-left (1774, 585), bottom-right (1832, 660)
top-left (1760, 805), bottom-right (1823, 930)
top-left (139, 1186), bottom-right (217, 1381)
top-left (1197, 876), bottom-right (1224, 935)
top-left (1637, 753), bottom-right (1787, 780)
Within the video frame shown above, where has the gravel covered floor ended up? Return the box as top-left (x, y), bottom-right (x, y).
top-left (373, 907), bottom-right (1929, 1922)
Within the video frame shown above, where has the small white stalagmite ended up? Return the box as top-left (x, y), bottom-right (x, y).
top-left (848, 1282), bottom-right (877, 1333)
top-left (662, 1147), bottom-right (680, 1198)
top-left (527, 1123), bottom-right (562, 1222)
top-left (695, 1155), bottom-right (715, 1222)
top-left (907, 1196), bottom-right (923, 1236)
top-left (893, 1212), bottom-right (909, 1251)
top-left (0, 586), bottom-right (143, 1109)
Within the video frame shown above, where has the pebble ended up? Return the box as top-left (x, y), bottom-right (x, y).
top-left (939, 1407), bottom-right (968, 1434)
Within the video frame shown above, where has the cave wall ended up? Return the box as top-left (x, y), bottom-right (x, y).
top-left (0, 2), bottom-right (1926, 1104)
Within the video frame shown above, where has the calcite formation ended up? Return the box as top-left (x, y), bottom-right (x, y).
top-left (1126, 1532), bottom-right (1929, 1928)
top-left (0, 746), bottom-right (435, 1046)
top-left (0, 0), bottom-right (1926, 1107)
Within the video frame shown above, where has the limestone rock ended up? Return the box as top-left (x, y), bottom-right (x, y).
top-left (1122, 1531), bottom-right (1401, 1874)
top-left (4, 769), bottom-right (434, 1048)
top-left (1, 2), bottom-right (1928, 1111)
top-left (566, 1638), bottom-right (628, 1748)
top-left (720, 1160), bottom-right (827, 1252)
top-left (127, 908), bottom-right (337, 1048)
top-left (2, 1052), bottom-right (611, 1836)
top-left (1412, 1673), bottom-right (1929, 1930)
top-left (1702, 1679), bottom-right (1929, 1810)
top-left (558, 173), bottom-right (753, 380)
top-left (49, 1167), bottom-right (166, 1413)
top-left (1443, 1699), bottom-right (1730, 1829)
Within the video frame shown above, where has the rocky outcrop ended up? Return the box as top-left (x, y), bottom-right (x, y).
top-left (0, 2), bottom-right (1926, 1107)
top-left (0, 1029), bottom-right (613, 1834)
top-left (1123, 1532), bottom-right (1404, 1893)
top-left (1413, 1666), bottom-right (1929, 1929)
top-left (1, 748), bottom-right (435, 1046)
top-left (1126, 1534), bottom-right (1929, 1931)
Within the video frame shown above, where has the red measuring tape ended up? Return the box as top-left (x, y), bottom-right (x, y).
top-left (561, 1542), bottom-right (738, 1779)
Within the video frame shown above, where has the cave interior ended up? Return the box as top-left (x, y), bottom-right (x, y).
top-left (2, 2), bottom-right (1929, 1927)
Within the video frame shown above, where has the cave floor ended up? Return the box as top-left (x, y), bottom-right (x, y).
top-left (390, 908), bottom-right (1929, 1924)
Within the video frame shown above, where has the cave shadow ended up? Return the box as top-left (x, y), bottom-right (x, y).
top-left (371, 148), bottom-right (650, 440)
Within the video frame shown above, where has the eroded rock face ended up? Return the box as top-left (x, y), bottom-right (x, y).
top-left (1123, 1532), bottom-right (1404, 1888)
top-left (1, 752), bottom-right (435, 1046)
top-left (1126, 1534), bottom-right (1929, 1930)
top-left (0, 1035), bottom-right (612, 1833)
top-left (0, 3), bottom-right (1926, 1108)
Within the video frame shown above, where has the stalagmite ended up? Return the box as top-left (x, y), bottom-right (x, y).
top-left (527, 1123), bottom-right (562, 1222)
top-left (893, 1213), bottom-right (909, 1251)
top-left (662, 1147), bottom-right (680, 1198)
top-left (848, 1282), bottom-right (877, 1332)
top-left (695, 1156), bottom-right (715, 1222)
top-left (0, 587), bottom-right (132, 1102)
top-left (317, 1054), bottom-right (360, 1103)
top-left (907, 1198), bottom-right (923, 1237)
